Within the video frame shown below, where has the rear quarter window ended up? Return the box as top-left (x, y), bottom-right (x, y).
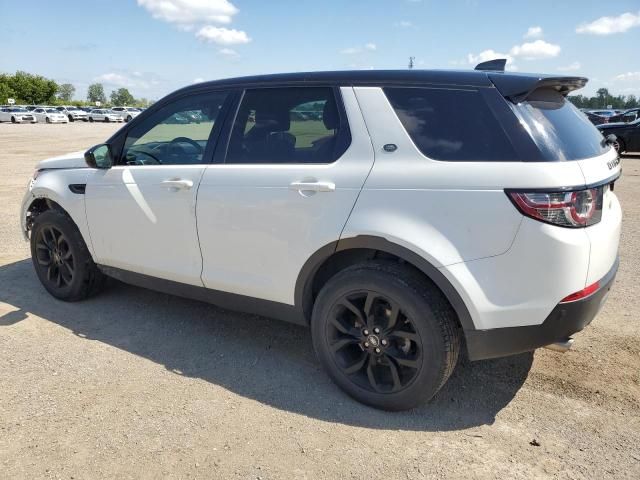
top-left (511, 89), bottom-right (609, 161)
top-left (384, 87), bottom-right (518, 162)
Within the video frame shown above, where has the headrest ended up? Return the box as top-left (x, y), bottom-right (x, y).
top-left (323, 99), bottom-right (339, 130)
top-left (255, 109), bottom-right (290, 132)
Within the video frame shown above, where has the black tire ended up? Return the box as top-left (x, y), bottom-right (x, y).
top-left (68, 115), bottom-right (74, 122)
top-left (11, 116), bottom-right (16, 123)
top-left (30, 209), bottom-right (105, 301)
top-left (89, 117), bottom-right (94, 123)
top-left (104, 117), bottom-right (109, 123)
top-left (311, 261), bottom-right (460, 411)
top-left (126, 115), bottom-right (132, 122)
top-left (613, 138), bottom-right (625, 154)
top-left (46, 117), bottom-right (51, 123)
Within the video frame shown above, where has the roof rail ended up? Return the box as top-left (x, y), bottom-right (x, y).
top-left (474, 59), bottom-right (506, 72)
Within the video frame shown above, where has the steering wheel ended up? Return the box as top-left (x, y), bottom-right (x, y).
top-left (168, 136), bottom-right (203, 155)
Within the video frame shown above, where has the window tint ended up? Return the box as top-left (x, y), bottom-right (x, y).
top-left (384, 87), bottom-right (518, 161)
top-left (226, 87), bottom-right (348, 164)
top-left (121, 91), bottom-right (228, 166)
top-left (512, 89), bottom-right (609, 161)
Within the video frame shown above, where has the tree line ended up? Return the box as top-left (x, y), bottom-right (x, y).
top-left (0, 71), bottom-right (151, 107)
top-left (568, 88), bottom-right (638, 110)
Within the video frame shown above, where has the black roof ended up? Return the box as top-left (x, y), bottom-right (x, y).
top-left (169, 69), bottom-right (588, 103)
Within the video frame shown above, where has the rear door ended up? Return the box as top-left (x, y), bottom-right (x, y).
top-left (196, 86), bottom-right (374, 304)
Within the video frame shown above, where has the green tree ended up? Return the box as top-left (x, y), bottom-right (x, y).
top-left (0, 74), bottom-right (15, 103)
top-left (625, 95), bottom-right (638, 108)
top-left (57, 83), bottom-right (76, 102)
top-left (6, 71), bottom-right (58, 104)
top-left (110, 87), bottom-right (135, 106)
top-left (87, 83), bottom-right (106, 104)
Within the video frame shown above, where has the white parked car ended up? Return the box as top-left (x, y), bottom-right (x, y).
top-left (56, 106), bottom-right (88, 122)
top-left (88, 109), bottom-right (123, 123)
top-left (32, 107), bottom-right (69, 123)
top-left (20, 65), bottom-right (622, 411)
top-left (110, 106), bottom-right (141, 122)
top-left (0, 107), bottom-right (37, 123)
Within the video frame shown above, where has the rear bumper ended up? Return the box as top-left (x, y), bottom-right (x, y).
top-left (465, 257), bottom-right (619, 361)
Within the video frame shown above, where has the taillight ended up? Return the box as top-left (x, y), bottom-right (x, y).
top-left (560, 280), bottom-right (600, 303)
top-left (507, 186), bottom-right (604, 228)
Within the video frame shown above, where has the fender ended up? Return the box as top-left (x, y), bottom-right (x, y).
top-left (295, 235), bottom-right (476, 332)
top-left (21, 169), bottom-right (94, 256)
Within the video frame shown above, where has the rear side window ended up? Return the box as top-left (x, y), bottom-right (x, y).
top-left (511, 89), bottom-right (609, 161)
top-left (225, 87), bottom-right (350, 164)
top-left (384, 87), bottom-right (518, 161)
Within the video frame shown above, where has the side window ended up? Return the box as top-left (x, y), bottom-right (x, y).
top-left (384, 87), bottom-right (518, 162)
top-left (225, 86), bottom-right (349, 164)
top-left (121, 91), bottom-right (228, 166)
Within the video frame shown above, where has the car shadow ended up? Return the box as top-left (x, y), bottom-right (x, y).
top-left (0, 258), bottom-right (533, 431)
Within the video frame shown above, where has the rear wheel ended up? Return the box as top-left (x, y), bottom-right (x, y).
top-left (68, 115), bottom-right (74, 122)
top-left (311, 261), bottom-right (460, 411)
top-left (126, 115), bottom-right (132, 122)
top-left (11, 116), bottom-right (16, 123)
top-left (89, 117), bottom-right (94, 123)
top-left (30, 210), bottom-right (105, 301)
top-left (46, 117), bottom-right (51, 123)
top-left (104, 117), bottom-right (109, 123)
top-left (612, 138), bottom-right (625, 154)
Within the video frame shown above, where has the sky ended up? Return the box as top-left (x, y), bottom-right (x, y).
top-left (1, 0), bottom-right (639, 101)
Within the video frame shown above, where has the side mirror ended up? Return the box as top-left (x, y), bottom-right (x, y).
top-left (605, 134), bottom-right (617, 145)
top-left (85, 144), bottom-right (113, 169)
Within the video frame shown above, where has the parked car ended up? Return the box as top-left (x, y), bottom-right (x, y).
top-left (31, 107), bottom-right (69, 123)
top-left (56, 106), bottom-right (89, 122)
top-left (597, 118), bottom-right (640, 154)
top-left (20, 65), bottom-right (621, 411)
top-left (110, 107), bottom-right (141, 122)
top-left (0, 107), bottom-right (37, 123)
top-left (584, 111), bottom-right (607, 125)
top-left (609, 108), bottom-right (640, 124)
top-left (88, 109), bottom-right (123, 123)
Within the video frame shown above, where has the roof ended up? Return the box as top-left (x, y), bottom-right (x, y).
top-left (168, 69), bottom-right (588, 103)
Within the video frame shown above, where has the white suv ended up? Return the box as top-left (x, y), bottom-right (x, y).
top-left (20, 65), bottom-right (622, 410)
top-left (56, 106), bottom-right (88, 122)
top-left (110, 106), bottom-right (141, 122)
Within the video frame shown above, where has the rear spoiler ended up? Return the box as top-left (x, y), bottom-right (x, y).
top-left (489, 73), bottom-right (588, 103)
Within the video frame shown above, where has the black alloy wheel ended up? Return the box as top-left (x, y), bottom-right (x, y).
top-left (34, 225), bottom-right (75, 289)
top-left (327, 290), bottom-right (422, 394)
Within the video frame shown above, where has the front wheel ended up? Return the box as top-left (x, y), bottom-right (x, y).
top-left (46, 117), bottom-right (51, 123)
top-left (11, 116), bottom-right (16, 123)
top-left (104, 117), bottom-right (109, 123)
top-left (311, 261), bottom-right (461, 411)
top-left (89, 117), bottom-right (94, 122)
top-left (612, 138), bottom-right (625, 154)
top-left (68, 115), bottom-right (74, 122)
top-left (30, 210), bottom-right (105, 301)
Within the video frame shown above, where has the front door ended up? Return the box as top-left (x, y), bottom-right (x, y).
top-left (197, 86), bottom-right (374, 304)
top-left (85, 90), bottom-right (230, 286)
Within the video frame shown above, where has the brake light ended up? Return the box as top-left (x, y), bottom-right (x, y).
top-left (560, 281), bottom-right (600, 303)
top-left (507, 186), bottom-right (604, 228)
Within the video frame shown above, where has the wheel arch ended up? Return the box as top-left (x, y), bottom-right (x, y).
top-left (295, 235), bottom-right (476, 332)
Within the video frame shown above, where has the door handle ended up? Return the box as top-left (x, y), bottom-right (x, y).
top-left (289, 181), bottom-right (335, 193)
top-left (161, 179), bottom-right (193, 190)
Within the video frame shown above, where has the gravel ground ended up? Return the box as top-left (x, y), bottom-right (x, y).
top-left (0, 122), bottom-right (639, 479)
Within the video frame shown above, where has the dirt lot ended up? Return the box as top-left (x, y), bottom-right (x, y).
top-left (0, 122), bottom-right (639, 479)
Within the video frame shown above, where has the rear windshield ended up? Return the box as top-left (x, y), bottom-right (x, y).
top-left (511, 89), bottom-right (609, 161)
top-left (384, 87), bottom-right (518, 161)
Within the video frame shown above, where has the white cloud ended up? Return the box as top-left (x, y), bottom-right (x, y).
top-left (193, 77), bottom-right (205, 83)
top-left (218, 47), bottom-right (238, 56)
top-left (341, 43), bottom-right (377, 55)
top-left (394, 20), bottom-right (413, 28)
top-left (196, 26), bottom-right (250, 45)
top-left (509, 39), bottom-right (560, 60)
top-left (524, 26), bottom-right (543, 39)
top-left (137, 0), bottom-right (238, 26)
top-left (614, 72), bottom-right (640, 81)
top-left (576, 11), bottom-right (640, 35)
top-left (467, 49), bottom-right (514, 66)
top-left (557, 61), bottom-right (581, 72)
top-left (94, 71), bottom-right (161, 90)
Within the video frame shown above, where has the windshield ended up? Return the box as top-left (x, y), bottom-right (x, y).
top-left (11, 108), bottom-right (28, 112)
top-left (45, 108), bottom-right (58, 113)
top-left (511, 89), bottom-right (609, 161)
